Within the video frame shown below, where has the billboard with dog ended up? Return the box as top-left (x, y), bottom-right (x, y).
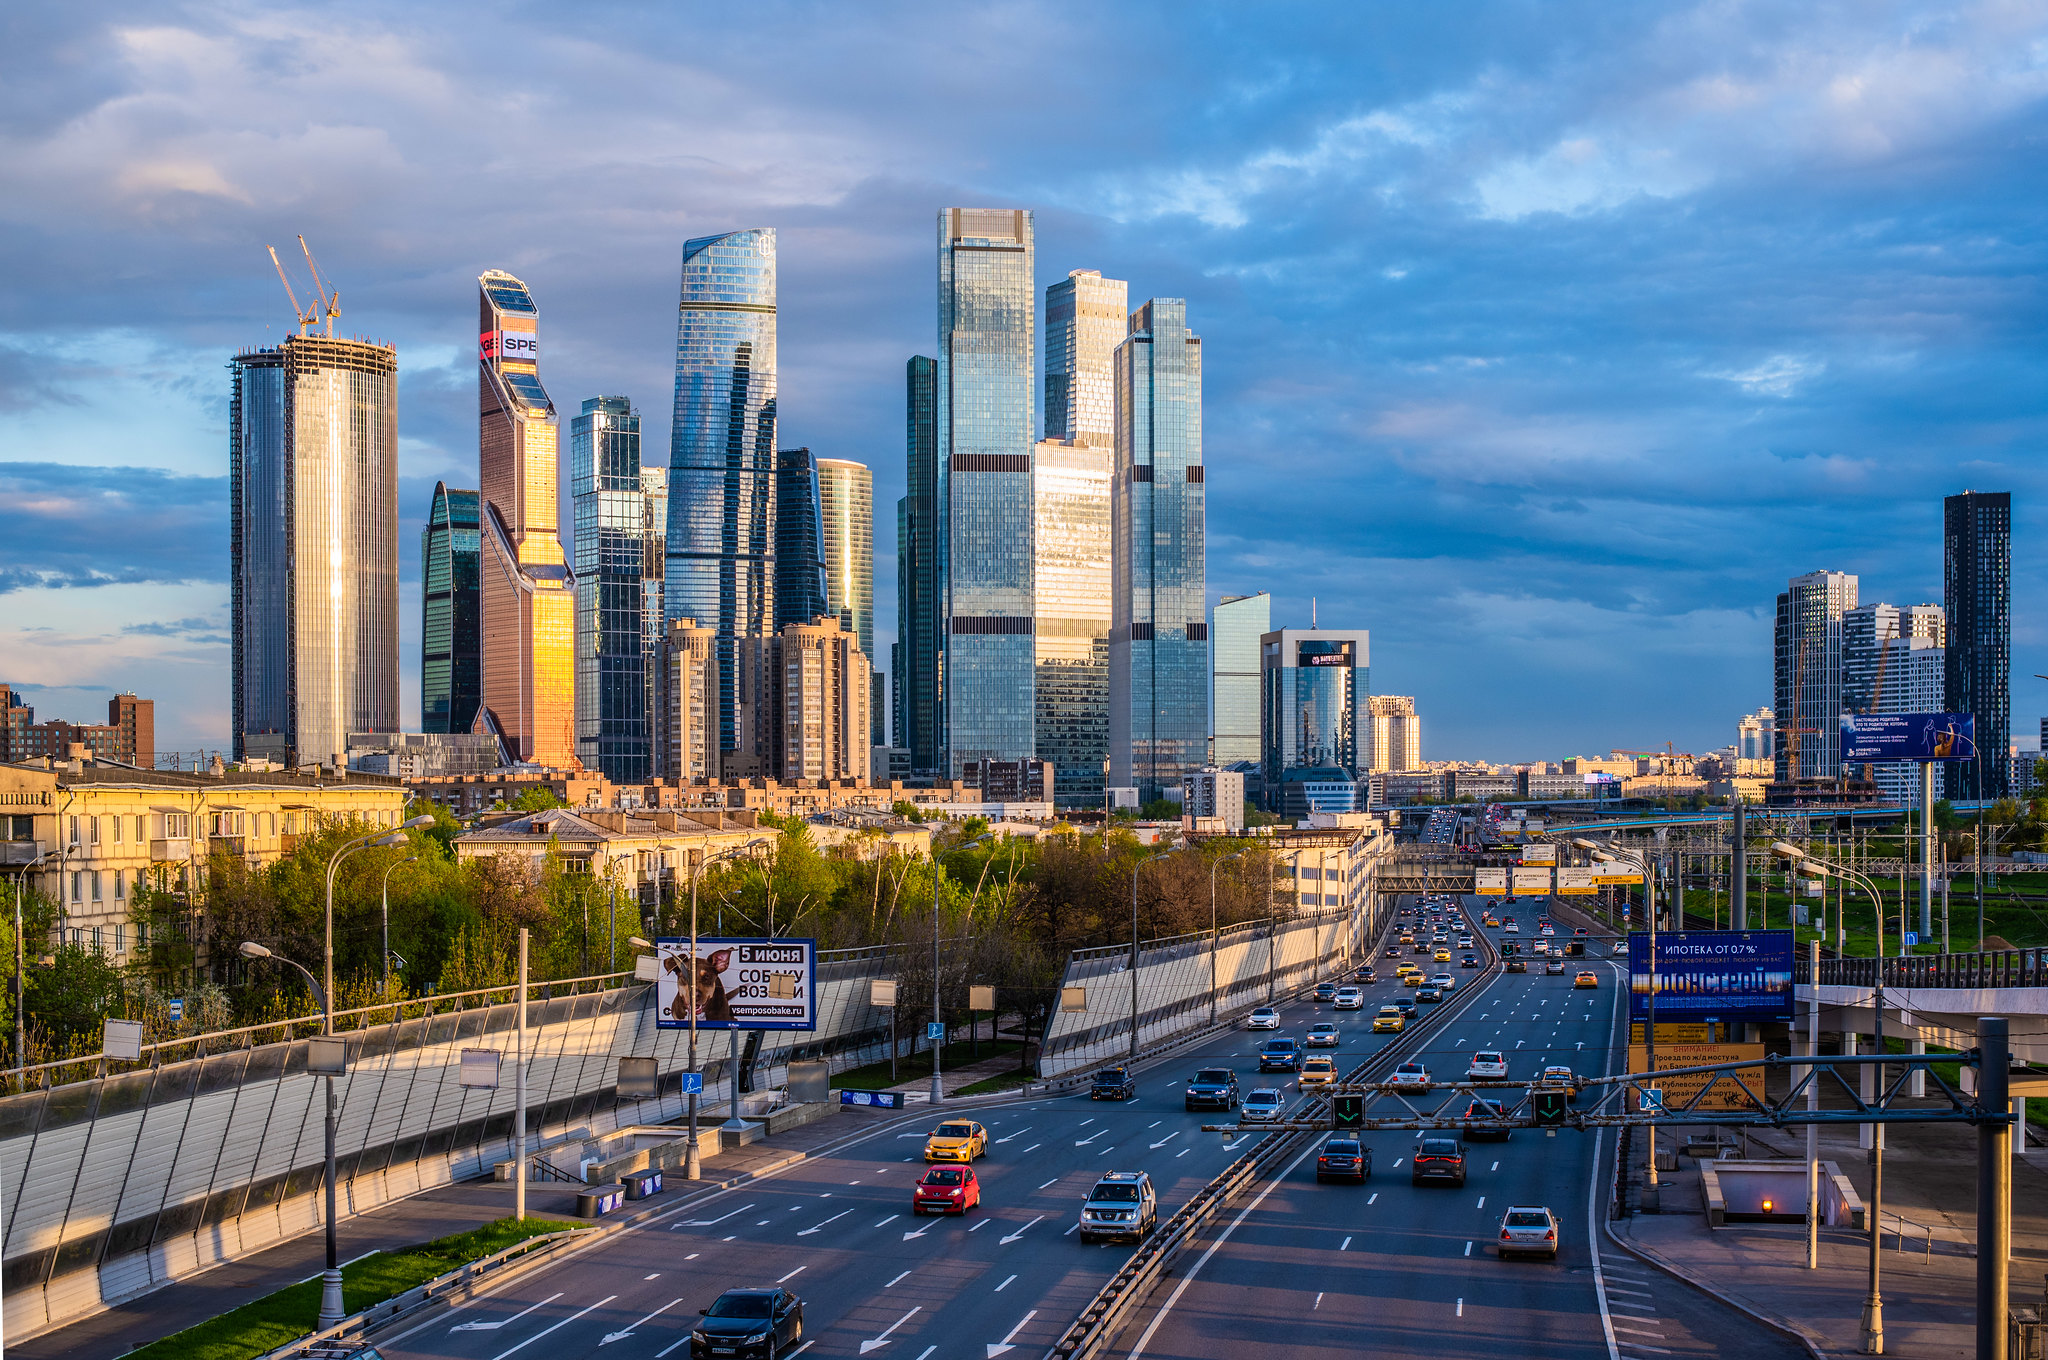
top-left (653, 937), bottom-right (818, 1031)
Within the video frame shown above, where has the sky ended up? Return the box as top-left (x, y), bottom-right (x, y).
top-left (2, 1), bottom-right (2045, 763)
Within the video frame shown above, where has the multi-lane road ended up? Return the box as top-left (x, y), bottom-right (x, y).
top-left (371, 898), bottom-right (1800, 1360)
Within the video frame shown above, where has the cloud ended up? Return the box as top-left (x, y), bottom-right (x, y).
top-left (0, 462), bottom-right (225, 593)
top-left (1706, 354), bottom-right (1827, 397)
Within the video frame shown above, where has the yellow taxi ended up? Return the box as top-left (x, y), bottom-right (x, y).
top-left (1398, 932), bottom-right (1416, 945)
top-left (1395, 961), bottom-right (1420, 976)
top-left (1482, 915), bottom-right (1499, 927)
top-left (1433, 948), bottom-right (1453, 962)
top-left (1401, 969), bottom-right (1425, 987)
top-left (1299, 1056), bottom-right (1338, 1090)
top-left (1372, 1005), bottom-right (1406, 1032)
top-left (1574, 970), bottom-right (1599, 989)
top-left (923, 1119), bottom-right (989, 1162)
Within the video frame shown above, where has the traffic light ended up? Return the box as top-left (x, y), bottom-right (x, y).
top-left (1333, 1094), bottom-right (1364, 1130)
top-left (1532, 1090), bottom-right (1568, 1126)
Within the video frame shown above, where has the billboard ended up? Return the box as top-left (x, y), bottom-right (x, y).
top-left (1475, 868), bottom-right (1507, 896)
top-left (1555, 866), bottom-right (1596, 896)
top-left (1627, 930), bottom-right (1793, 1024)
top-left (1625, 1043), bottom-right (1767, 1112)
top-left (479, 328), bottom-right (541, 364)
top-left (1519, 843), bottom-right (1557, 865)
top-left (1511, 866), bottom-right (1553, 896)
top-left (1839, 712), bottom-right (1976, 764)
top-left (1591, 868), bottom-right (1644, 885)
top-left (654, 937), bottom-right (817, 1031)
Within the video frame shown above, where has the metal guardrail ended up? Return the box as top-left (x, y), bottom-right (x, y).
top-left (1797, 947), bottom-right (2048, 990)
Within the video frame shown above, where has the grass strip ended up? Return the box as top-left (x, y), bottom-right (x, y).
top-left (832, 1038), bottom-right (1025, 1091)
top-left (126, 1215), bottom-right (584, 1360)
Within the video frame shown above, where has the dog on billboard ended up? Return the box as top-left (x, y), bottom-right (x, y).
top-left (664, 947), bottom-right (736, 1023)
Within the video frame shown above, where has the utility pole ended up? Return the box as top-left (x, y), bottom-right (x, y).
top-left (1979, 1016), bottom-right (2012, 1360)
top-left (1806, 938), bottom-right (1820, 1269)
top-left (1919, 763), bottom-right (1935, 943)
top-left (514, 927), bottom-right (528, 1222)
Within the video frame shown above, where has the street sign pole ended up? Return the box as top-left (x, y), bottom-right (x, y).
top-left (1919, 762), bottom-right (1935, 943)
top-left (1979, 1016), bottom-right (2012, 1360)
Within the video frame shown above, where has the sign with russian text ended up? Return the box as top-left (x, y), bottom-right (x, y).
top-left (1519, 843), bottom-right (1557, 865)
top-left (1555, 866), bottom-right (1596, 896)
top-left (1475, 868), bottom-right (1507, 896)
top-left (1839, 712), bottom-right (1976, 764)
top-left (1627, 930), bottom-right (1793, 1023)
top-left (655, 936), bottom-right (818, 1031)
top-left (1626, 1043), bottom-right (1767, 1112)
top-left (1591, 869), bottom-right (1644, 885)
top-left (1512, 867), bottom-right (1553, 896)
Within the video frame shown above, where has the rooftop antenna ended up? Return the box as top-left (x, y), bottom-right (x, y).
top-left (1311, 597), bottom-right (1318, 629)
top-left (296, 235), bottom-right (340, 336)
top-left (267, 244), bottom-right (320, 334)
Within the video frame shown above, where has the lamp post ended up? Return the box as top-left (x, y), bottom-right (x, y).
top-left (378, 855), bottom-right (416, 997)
top-left (239, 941), bottom-right (336, 1317)
top-left (1129, 847), bottom-right (1173, 1060)
top-left (1209, 849), bottom-right (1250, 1025)
top-left (9, 850), bottom-right (51, 1083)
top-left (1586, 840), bottom-right (1659, 1199)
top-left (930, 835), bottom-right (990, 1105)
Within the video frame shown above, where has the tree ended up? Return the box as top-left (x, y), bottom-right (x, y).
top-left (510, 786), bottom-right (564, 813)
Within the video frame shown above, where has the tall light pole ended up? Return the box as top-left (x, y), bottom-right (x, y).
top-left (1129, 847), bottom-right (1173, 1059)
top-left (1209, 848), bottom-right (1250, 1024)
top-left (9, 850), bottom-right (51, 1083)
top-left (378, 855), bottom-right (415, 997)
top-left (239, 942), bottom-right (337, 1318)
top-left (1585, 840), bottom-right (1659, 1199)
top-left (931, 835), bottom-right (989, 1105)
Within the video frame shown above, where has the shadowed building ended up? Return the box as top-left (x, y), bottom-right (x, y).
top-left (572, 396), bottom-right (656, 782)
top-left (421, 483), bottom-right (481, 737)
top-left (895, 356), bottom-right (941, 770)
top-left (815, 458), bottom-right (881, 746)
top-left (1211, 593), bottom-right (1269, 767)
top-left (1945, 490), bottom-right (2012, 800)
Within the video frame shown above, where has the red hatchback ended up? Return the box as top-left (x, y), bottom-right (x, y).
top-left (913, 1164), bottom-right (980, 1215)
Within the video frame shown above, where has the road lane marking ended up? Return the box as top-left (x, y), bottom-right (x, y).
top-left (1491, 1161), bottom-right (1500, 1171)
top-left (723, 1236), bottom-right (736, 1241)
top-left (797, 1209), bottom-right (851, 1236)
top-left (682, 1204), bottom-right (755, 1227)
top-left (1367, 1193), bottom-right (1377, 1204)
top-left (1477, 1196), bottom-right (1485, 1208)
top-left (1038, 1178), bottom-right (1059, 1189)
top-left (1148, 1121), bottom-right (1161, 1128)
top-left (874, 1215), bottom-right (899, 1227)
top-left (986, 1309), bottom-right (1038, 1357)
top-left (995, 1128), bottom-right (1032, 1143)
top-left (859, 1305), bottom-right (922, 1354)
top-left (1150, 1131), bottom-right (1179, 1149)
top-left (914, 1350), bottom-right (935, 1360)
top-left (887, 1270), bottom-right (912, 1287)
top-left (995, 1274), bottom-right (1017, 1291)
top-left (1065, 1223), bottom-right (1078, 1235)
top-left (1339, 1236), bottom-right (1352, 1250)
top-left (1456, 1299), bottom-right (1464, 1317)
top-left (758, 1220), bottom-right (772, 1225)
top-left (451, 1291), bottom-right (563, 1332)
top-left (971, 1218), bottom-right (992, 1231)
top-left (778, 1266), bottom-right (807, 1284)
top-left (644, 1273), bottom-right (661, 1280)
top-left (1605, 1285), bottom-right (1652, 1296)
top-left (601, 1298), bottom-right (684, 1346)
top-left (1000, 1214), bottom-right (1045, 1244)
top-left (1611, 1319), bottom-right (1665, 1333)
top-left (685, 1253), bottom-right (699, 1260)
top-left (1392, 1159), bottom-right (1403, 1167)
top-left (1463, 1241), bottom-right (1472, 1255)
top-left (1314, 1292), bottom-right (1324, 1310)
top-left (1176, 1148), bottom-right (1190, 1157)
top-left (1022, 1144), bottom-right (1042, 1153)
top-left (489, 1294), bottom-right (617, 1360)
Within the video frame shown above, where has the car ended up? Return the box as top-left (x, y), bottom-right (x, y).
top-left (924, 1120), bottom-right (989, 1161)
top-left (1503, 922), bottom-right (1520, 935)
top-left (1411, 1136), bottom-right (1467, 1186)
top-left (1456, 936), bottom-right (1474, 949)
top-left (1531, 941), bottom-right (1549, 956)
top-left (1334, 986), bottom-right (1366, 1009)
top-left (1574, 928), bottom-right (1588, 937)
top-left (1185, 1067), bottom-right (1240, 1110)
top-left (1090, 1067), bottom-right (1137, 1101)
top-left (691, 1287), bottom-right (805, 1360)
top-left (1461, 954), bottom-right (1480, 969)
top-left (913, 1163), bottom-right (981, 1214)
top-left (1400, 970), bottom-right (1424, 988)
top-left (1546, 958), bottom-right (1566, 975)
top-left (1431, 973), bottom-right (1455, 991)
top-left (1384, 946), bottom-right (1403, 959)
top-left (1372, 1005), bottom-right (1406, 1032)
top-left (1259, 1038), bottom-right (1303, 1072)
top-left (1316, 1136), bottom-right (1371, 1182)
top-left (1413, 942), bottom-right (1431, 955)
top-left (1299, 1056), bottom-right (1338, 1089)
top-left (1498, 1205), bottom-right (1560, 1260)
top-left (1466, 1050), bottom-right (1508, 1080)
top-left (1505, 957), bottom-right (1527, 973)
top-left (1305, 1022), bottom-right (1342, 1047)
top-left (1398, 932), bottom-right (1416, 945)
top-left (1246, 1006), bottom-right (1281, 1030)
top-left (1541, 926), bottom-right (1556, 936)
top-left (1482, 915), bottom-right (1499, 927)
top-left (1353, 966), bottom-right (1377, 983)
top-left (1575, 970), bottom-right (1599, 988)
top-left (1078, 1171), bottom-right (1157, 1243)
top-left (1434, 948), bottom-right (1452, 962)
top-left (1462, 1098), bottom-right (1511, 1141)
top-left (1415, 986), bottom-right (1443, 1004)
top-left (1537, 1065), bottom-right (1582, 1103)
top-left (1241, 1088), bottom-right (1286, 1122)
top-left (1395, 961), bottom-right (1420, 975)
top-left (1391, 1060), bottom-right (1429, 1088)
top-left (1314, 982), bottom-right (1339, 1003)
top-left (1392, 997), bottom-right (1418, 1017)
top-left (1613, 939), bottom-right (1629, 955)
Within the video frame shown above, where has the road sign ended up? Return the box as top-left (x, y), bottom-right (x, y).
top-left (1060, 986), bottom-right (1088, 1012)
top-left (969, 985), bottom-right (996, 1011)
top-left (1475, 868), bottom-right (1507, 896)
top-left (459, 1049), bottom-right (501, 1089)
top-left (1628, 1044), bottom-right (1766, 1112)
top-left (1532, 1090), bottom-right (1567, 1126)
top-left (1904, 932), bottom-right (1920, 947)
top-left (1332, 1094), bottom-right (1364, 1130)
top-left (926, 1022), bottom-right (945, 1040)
top-left (167, 998), bottom-right (184, 1024)
top-left (871, 979), bottom-right (898, 1007)
top-left (841, 1088), bottom-right (904, 1109)
top-left (678, 1072), bottom-right (704, 1095)
top-left (616, 1055), bottom-right (657, 1098)
top-left (1640, 1087), bottom-right (1665, 1114)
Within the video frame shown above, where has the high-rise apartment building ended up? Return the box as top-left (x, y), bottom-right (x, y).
top-left (1032, 439), bottom-right (1112, 806)
top-left (1772, 569), bottom-right (1858, 781)
top-left (571, 396), bottom-right (657, 782)
top-left (758, 616), bottom-right (871, 784)
top-left (1842, 603), bottom-right (1946, 718)
top-left (815, 458), bottom-right (880, 746)
top-left (895, 356), bottom-right (941, 768)
top-left (1109, 299), bottom-right (1207, 800)
top-left (231, 333), bottom-right (400, 766)
top-left (657, 617), bottom-right (718, 783)
top-left (664, 228), bottom-right (778, 764)
top-left (774, 448), bottom-right (830, 631)
top-left (1736, 707), bottom-right (1776, 770)
top-left (421, 483), bottom-right (482, 737)
top-left (1869, 641), bottom-right (1948, 803)
top-left (938, 208), bottom-right (1036, 776)
top-left (476, 271), bottom-right (575, 768)
top-left (1211, 593), bottom-right (1270, 766)
top-left (1945, 490), bottom-right (2012, 800)
top-left (1368, 695), bottom-right (1421, 772)
top-left (1044, 269), bottom-right (1127, 446)
top-left (1260, 627), bottom-right (1370, 808)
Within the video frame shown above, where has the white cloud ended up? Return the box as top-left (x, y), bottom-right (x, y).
top-left (1706, 354), bottom-right (1826, 397)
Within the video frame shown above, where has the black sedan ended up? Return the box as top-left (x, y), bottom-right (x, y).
top-left (693, 1288), bottom-right (804, 1359)
top-left (1316, 1137), bottom-right (1371, 1182)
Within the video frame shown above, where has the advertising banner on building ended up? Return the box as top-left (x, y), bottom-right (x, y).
top-left (1475, 868), bottom-right (1507, 896)
top-left (655, 937), bottom-right (818, 1031)
top-left (1627, 930), bottom-right (1793, 1023)
top-left (1839, 712), bottom-right (1976, 764)
top-left (1519, 843), bottom-right (1557, 864)
top-left (1511, 866), bottom-right (1553, 896)
top-left (1555, 866), bottom-right (1596, 896)
top-left (1625, 1043), bottom-right (1767, 1112)
top-left (481, 328), bottom-right (541, 364)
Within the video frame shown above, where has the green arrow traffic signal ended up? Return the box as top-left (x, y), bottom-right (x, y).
top-left (1333, 1094), bottom-right (1364, 1130)
top-left (1532, 1090), bottom-right (1568, 1126)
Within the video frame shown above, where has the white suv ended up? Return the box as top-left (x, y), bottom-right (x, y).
top-left (1245, 1006), bottom-right (1280, 1029)
top-left (1079, 1171), bottom-right (1157, 1243)
top-left (1333, 986), bottom-right (1365, 1009)
top-left (1466, 1050), bottom-right (1508, 1080)
top-left (1497, 1205), bottom-right (1560, 1260)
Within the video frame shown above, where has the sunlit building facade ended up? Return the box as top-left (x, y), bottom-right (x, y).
top-left (895, 356), bottom-right (941, 769)
top-left (421, 482), bottom-right (481, 737)
top-left (572, 396), bottom-right (656, 782)
top-left (1044, 269), bottom-right (1127, 447)
top-left (1032, 439), bottom-right (1111, 806)
top-left (231, 334), bottom-right (400, 766)
top-left (816, 458), bottom-right (881, 746)
top-left (1211, 592), bottom-right (1269, 766)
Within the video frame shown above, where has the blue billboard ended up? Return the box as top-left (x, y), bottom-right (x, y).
top-left (1839, 712), bottom-right (1976, 764)
top-left (1628, 930), bottom-right (1793, 1023)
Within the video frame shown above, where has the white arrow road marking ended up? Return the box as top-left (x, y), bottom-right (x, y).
top-left (1150, 1131), bottom-right (1179, 1150)
top-left (987, 1309), bottom-right (1038, 1357)
top-left (797, 1209), bottom-right (851, 1236)
top-left (1000, 1214), bottom-right (1046, 1244)
top-left (600, 1298), bottom-right (683, 1346)
top-left (859, 1305), bottom-right (922, 1353)
top-left (681, 1204), bottom-right (754, 1227)
top-left (489, 1295), bottom-right (617, 1360)
top-left (902, 1221), bottom-right (933, 1240)
top-left (994, 1127), bottom-right (1032, 1143)
top-left (1516, 1040), bottom-right (1526, 1048)
top-left (778, 1266), bottom-right (807, 1284)
top-left (1021, 1144), bottom-right (1041, 1154)
top-left (452, 1291), bottom-right (562, 1331)
top-left (1578, 1042), bottom-right (1586, 1051)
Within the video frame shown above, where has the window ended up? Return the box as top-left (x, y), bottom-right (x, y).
top-left (68, 816), bottom-right (80, 846)
top-left (114, 923), bottom-right (125, 955)
top-left (112, 815), bottom-right (122, 845)
top-left (91, 870), bottom-right (102, 902)
top-left (113, 869), bottom-right (124, 900)
top-left (70, 871), bottom-right (81, 903)
top-left (89, 816), bottom-right (100, 844)
top-left (135, 814), bottom-right (145, 843)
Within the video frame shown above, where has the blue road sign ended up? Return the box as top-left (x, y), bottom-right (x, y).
top-left (1904, 932), bottom-right (1919, 948)
top-left (678, 1072), bottom-right (703, 1095)
top-left (841, 1089), bottom-right (905, 1109)
top-left (927, 1021), bottom-right (945, 1040)
top-left (1641, 1088), bottom-right (1665, 1114)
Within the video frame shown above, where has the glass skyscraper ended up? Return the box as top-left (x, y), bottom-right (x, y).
top-left (938, 208), bottom-right (1036, 776)
top-left (664, 228), bottom-right (778, 761)
top-left (477, 270), bottom-right (576, 767)
top-left (1944, 490), bottom-right (2012, 800)
top-left (1044, 269), bottom-right (1127, 446)
top-left (231, 334), bottom-right (400, 766)
top-left (895, 356), bottom-right (941, 770)
top-left (1033, 439), bottom-right (1111, 806)
top-left (1109, 299), bottom-right (1208, 800)
top-left (774, 447), bottom-right (830, 630)
top-left (572, 396), bottom-right (656, 782)
top-left (816, 458), bottom-right (880, 745)
top-left (1772, 569), bottom-right (1858, 781)
top-left (1211, 592), bottom-right (1270, 766)
top-left (421, 482), bottom-right (481, 736)
top-left (1260, 627), bottom-right (1371, 808)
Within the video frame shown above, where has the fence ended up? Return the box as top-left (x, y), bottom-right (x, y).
top-left (1798, 947), bottom-right (2048, 991)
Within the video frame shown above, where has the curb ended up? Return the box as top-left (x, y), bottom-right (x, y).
top-left (1601, 1215), bottom-right (1830, 1360)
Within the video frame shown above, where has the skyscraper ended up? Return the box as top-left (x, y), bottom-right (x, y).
top-left (895, 356), bottom-right (941, 770)
top-left (1211, 593), bottom-right (1270, 766)
top-left (1044, 269), bottom-right (1127, 446)
top-left (1260, 627), bottom-right (1370, 809)
top-left (1945, 490), bottom-right (2012, 800)
top-left (572, 396), bottom-right (655, 782)
top-left (640, 465), bottom-right (669, 770)
top-left (938, 208), bottom-right (1036, 776)
top-left (477, 270), bottom-right (576, 767)
top-left (815, 458), bottom-right (880, 745)
top-left (231, 333), bottom-right (399, 766)
top-left (664, 228), bottom-right (778, 763)
top-left (1032, 438), bottom-right (1111, 806)
top-left (1772, 569), bottom-right (1858, 781)
top-left (1368, 695), bottom-right (1422, 772)
top-left (1842, 602), bottom-right (1945, 718)
top-left (1109, 299), bottom-right (1207, 800)
top-left (774, 448), bottom-right (830, 632)
top-left (421, 482), bottom-right (482, 736)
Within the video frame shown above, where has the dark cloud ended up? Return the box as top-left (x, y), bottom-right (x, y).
top-left (0, 462), bottom-right (225, 593)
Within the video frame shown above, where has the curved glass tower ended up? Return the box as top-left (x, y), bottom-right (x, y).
top-left (421, 481), bottom-right (481, 735)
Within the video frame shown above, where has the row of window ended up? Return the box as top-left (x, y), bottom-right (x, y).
top-left (64, 923), bottom-right (132, 956)
top-left (58, 806), bottom-right (404, 853)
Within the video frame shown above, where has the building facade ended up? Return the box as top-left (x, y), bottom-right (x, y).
top-left (895, 356), bottom-right (941, 771)
top-left (664, 228), bottom-right (779, 767)
top-left (1109, 299), bottom-right (1208, 801)
top-left (815, 458), bottom-right (879, 746)
top-left (420, 483), bottom-right (482, 736)
top-left (0, 688), bottom-right (154, 766)
top-left (731, 617), bottom-right (871, 784)
top-left (1367, 695), bottom-right (1421, 772)
top-left (1842, 602), bottom-right (1946, 718)
top-left (774, 448), bottom-right (830, 632)
top-left (571, 396), bottom-right (656, 782)
top-left (656, 617), bottom-right (720, 784)
top-left (1772, 569), bottom-right (1858, 781)
top-left (938, 208), bottom-right (1037, 776)
top-left (231, 334), bottom-right (400, 766)
top-left (1736, 707), bottom-right (1776, 769)
top-left (1032, 439), bottom-right (1112, 806)
top-left (1044, 269), bottom-right (1127, 447)
top-left (1261, 627), bottom-right (1371, 809)
top-left (1181, 766), bottom-right (1246, 832)
top-left (1945, 490), bottom-right (2012, 800)
top-left (1211, 593), bottom-right (1269, 767)
top-left (476, 271), bottom-right (575, 767)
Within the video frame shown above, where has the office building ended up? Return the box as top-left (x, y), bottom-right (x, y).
top-left (1772, 570), bottom-right (1858, 781)
top-left (657, 617), bottom-right (720, 783)
top-left (1211, 593), bottom-right (1269, 766)
top-left (1945, 491), bottom-right (2012, 800)
top-left (1181, 766), bottom-right (1246, 832)
top-left (775, 448), bottom-right (830, 631)
top-left (895, 356), bottom-right (941, 770)
top-left (0, 687), bottom-right (154, 766)
top-left (1736, 708), bottom-right (1776, 766)
top-left (736, 617), bottom-right (871, 783)
top-left (1842, 603), bottom-right (1945, 717)
top-left (640, 466), bottom-right (669, 762)
top-left (815, 458), bottom-right (881, 745)
top-left (1275, 766), bottom-right (1358, 820)
top-left (664, 228), bottom-right (779, 766)
top-left (1261, 627), bottom-right (1370, 810)
top-left (1368, 695), bottom-right (1421, 772)
top-left (345, 730), bottom-right (505, 779)
top-left (572, 396), bottom-right (658, 782)
top-left (938, 208), bottom-right (1036, 776)
top-left (1044, 269), bottom-right (1127, 446)
top-left (231, 333), bottom-right (400, 766)
top-left (1109, 298), bottom-right (1208, 801)
top-left (962, 759), bottom-right (1054, 804)
top-left (1032, 439), bottom-right (1112, 806)
top-left (420, 483), bottom-right (482, 736)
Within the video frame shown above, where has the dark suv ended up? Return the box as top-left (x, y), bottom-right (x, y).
top-left (1257, 1038), bottom-right (1302, 1073)
top-left (1313, 982), bottom-right (1338, 1003)
top-left (1461, 1099), bottom-right (1511, 1142)
top-left (1411, 1136), bottom-right (1468, 1187)
top-left (1184, 1067), bottom-right (1240, 1111)
top-left (1315, 1137), bottom-right (1371, 1183)
top-left (1091, 1066), bottom-right (1137, 1100)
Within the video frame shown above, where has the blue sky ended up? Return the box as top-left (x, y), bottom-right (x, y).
top-left (2, 1), bottom-right (2044, 760)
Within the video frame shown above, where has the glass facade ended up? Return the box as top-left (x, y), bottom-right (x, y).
top-left (1109, 299), bottom-right (1208, 800)
top-left (896, 356), bottom-right (941, 770)
top-left (1033, 440), bottom-right (1111, 806)
top-left (572, 395), bottom-right (655, 782)
top-left (1044, 269), bottom-right (1127, 446)
top-left (774, 447), bottom-right (830, 629)
top-left (663, 228), bottom-right (777, 760)
top-left (230, 335), bottom-right (400, 765)
top-left (640, 465), bottom-right (668, 773)
top-left (816, 458), bottom-right (879, 745)
top-left (939, 208), bottom-right (1037, 775)
top-left (1211, 593), bottom-right (1269, 766)
top-left (1260, 628), bottom-right (1371, 810)
top-left (421, 482), bottom-right (481, 735)
top-left (1944, 490), bottom-right (2012, 800)
top-left (1772, 570), bottom-right (1857, 780)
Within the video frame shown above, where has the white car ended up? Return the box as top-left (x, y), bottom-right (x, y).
top-left (1498, 1205), bottom-right (1560, 1260)
top-left (1246, 1007), bottom-right (1280, 1030)
top-left (1305, 1022), bottom-right (1342, 1048)
top-left (1391, 1061), bottom-right (1430, 1089)
top-left (1333, 987), bottom-right (1365, 1010)
top-left (1503, 922), bottom-right (1520, 935)
top-left (1241, 1088), bottom-right (1286, 1122)
top-left (1466, 1050), bottom-right (1508, 1080)
top-left (1540, 926), bottom-right (1556, 936)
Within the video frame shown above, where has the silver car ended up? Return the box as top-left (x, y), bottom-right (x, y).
top-left (1079, 1171), bottom-right (1157, 1243)
top-left (1241, 1088), bottom-right (1286, 1123)
top-left (1497, 1205), bottom-right (1559, 1260)
top-left (1246, 1006), bottom-right (1281, 1030)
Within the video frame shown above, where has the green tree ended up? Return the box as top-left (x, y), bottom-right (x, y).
top-left (510, 786), bottom-right (564, 813)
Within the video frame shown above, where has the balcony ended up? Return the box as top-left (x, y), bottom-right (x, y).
top-left (1, 840), bottom-right (42, 866)
top-left (150, 838), bottom-right (192, 862)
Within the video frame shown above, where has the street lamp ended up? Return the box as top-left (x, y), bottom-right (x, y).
top-left (239, 941), bottom-right (337, 1318)
top-left (1129, 846), bottom-right (1174, 1060)
top-left (9, 850), bottom-right (51, 1082)
top-left (930, 835), bottom-right (990, 1105)
top-left (1209, 849), bottom-right (1251, 1025)
top-left (672, 838), bottom-right (771, 1177)
top-left (378, 856), bottom-right (416, 997)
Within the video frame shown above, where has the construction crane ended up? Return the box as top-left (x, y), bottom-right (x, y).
top-left (265, 236), bottom-right (340, 336)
